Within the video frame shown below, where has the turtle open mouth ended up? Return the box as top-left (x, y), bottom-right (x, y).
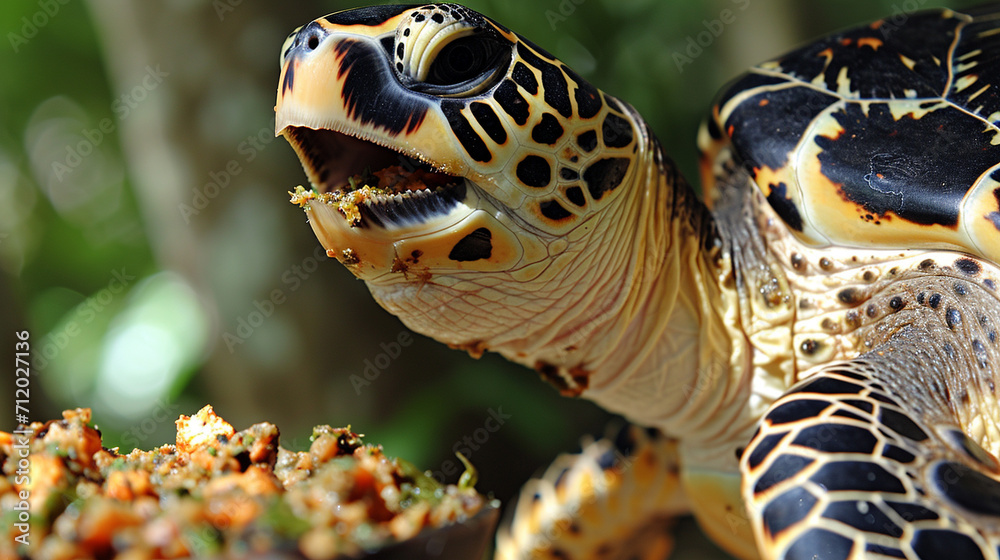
top-left (284, 126), bottom-right (467, 229)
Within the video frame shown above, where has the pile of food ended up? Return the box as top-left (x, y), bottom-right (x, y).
top-left (0, 406), bottom-right (494, 559)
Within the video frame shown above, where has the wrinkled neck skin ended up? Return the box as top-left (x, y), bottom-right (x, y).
top-left (367, 109), bottom-right (749, 453)
top-left (571, 130), bottom-right (748, 450)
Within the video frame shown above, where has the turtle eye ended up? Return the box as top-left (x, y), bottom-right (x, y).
top-left (425, 35), bottom-right (503, 86)
top-left (401, 33), bottom-right (509, 97)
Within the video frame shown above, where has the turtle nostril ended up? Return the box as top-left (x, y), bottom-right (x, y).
top-left (307, 35), bottom-right (319, 50)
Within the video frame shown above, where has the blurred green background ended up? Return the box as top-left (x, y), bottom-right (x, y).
top-left (0, 0), bottom-right (985, 557)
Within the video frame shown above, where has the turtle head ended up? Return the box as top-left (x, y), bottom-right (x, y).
top-left (276, 4), bottom-right (653, 362)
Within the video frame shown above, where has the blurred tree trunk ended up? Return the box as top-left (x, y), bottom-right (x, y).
top-left (717, 0), bottom-right (798, 77)
top-left (82, 0), bottom-right (381, 431)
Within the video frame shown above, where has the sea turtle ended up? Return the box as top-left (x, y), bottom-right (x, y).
top-left (274, 3), bottom-right (1000, 559)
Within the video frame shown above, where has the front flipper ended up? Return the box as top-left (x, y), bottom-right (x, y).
top-left (494, 426), bottom-right (687, 559)
top-left (741, 345), bottom-right (1000, 559)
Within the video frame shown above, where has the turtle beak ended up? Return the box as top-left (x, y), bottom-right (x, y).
top-left (275, 13), bottom-right (464, 183)
top-left (275, 11), bottom-right (496, 282)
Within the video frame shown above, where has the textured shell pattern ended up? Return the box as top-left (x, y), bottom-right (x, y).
top-left (703, 6), bottom-right (1000, 266)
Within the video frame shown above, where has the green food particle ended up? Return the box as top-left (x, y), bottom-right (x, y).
top-left (351, 522), bottom-right (383, 552)
top-left (346, 167), bottom-right (376, 192)
top-left (261, 499), bottom-right (311, 539)
top-left (311, 425), bottom-right (336, 440)
top-left (456, 452), bottom-right (478, 490)
top-left (394, 458), bottom-right (443, 505)
top-left (1, 509), bottom-right (25, 527)
top-left (183, 525), bottom-right (223, 556)
top-left (40, 486), bottom-right (78, 524)
top-left (329, 456), bottom-right (357, 470)
top-left (45, 443), bottom-right (66, 456)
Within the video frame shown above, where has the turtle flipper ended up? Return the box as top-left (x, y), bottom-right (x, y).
top-left (495, 426), bottom-right (686, 559)
top-left (741, 355), bottom-right (1000, 559)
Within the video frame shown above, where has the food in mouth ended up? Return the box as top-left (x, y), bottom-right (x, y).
top-left (285, 128), bottom-right (468, 230)
top-left (291, 163), bottom-right (466, 229)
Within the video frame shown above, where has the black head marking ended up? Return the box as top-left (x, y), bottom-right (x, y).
top-left (517, 42), bottom-right (572, 118)
top-left (601, 112), bottom-right (633, 148)
top-left (559, 167), bottom-right (579, 181)
top-left (449, 228), bottom-right (493, 261)
top-left (470, 101), bottom-right (507, 145)
top-left (565, 185), bottom-right (585, 207)
top-left (441, 100), bottom-right (492, 162)
top-left (323, 5), bottom-right (414, 26)
top-left (583, 157), bottom-right (629, 201)
top-left (282, 61), bottom-right (296, 95)
top-left (516, 155), bottom-right (552, 188)
top-left (563, 65), bottom-right (602, 119)
top-left (602, 92), bottom-right (622, 113)
top-left (540, 199), bottom-right (572, 221)
top-left (512, 61), bottom-right (538, 95)
top-left (494, 79), bottom-right (529, 125)
top-left (334, 39), bottom-right (429, 136)
top-left (576, 130), bottom-right (597, 152)
top-left (531, 113), bottom-right (564, 145)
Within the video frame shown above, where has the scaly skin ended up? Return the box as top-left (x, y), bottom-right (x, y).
top-left (276, 4), bottom-right (1000, 559)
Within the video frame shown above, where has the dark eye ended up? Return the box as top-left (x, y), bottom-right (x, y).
top-left (426, 36), bottom-right (503, 86)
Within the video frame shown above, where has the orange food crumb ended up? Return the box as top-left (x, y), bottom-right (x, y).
top-left (175, 405), bottom-right (235, 454)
